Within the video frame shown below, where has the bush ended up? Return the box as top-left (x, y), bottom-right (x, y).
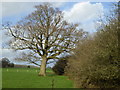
top-left (9, 63), bottom-right (14, 67)
top-left (52, 57), bottom-right (68, 75)
top-left (65, 7), bottom-right (120, 88)
top-left (27, 65), bottom-right (30, 68)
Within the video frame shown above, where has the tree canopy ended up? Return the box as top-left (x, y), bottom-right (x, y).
top-left (5, 3), bottom-right (86, 76)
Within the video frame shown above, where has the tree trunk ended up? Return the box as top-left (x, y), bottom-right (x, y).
top-left (39, 56), bottom-right (47, 76)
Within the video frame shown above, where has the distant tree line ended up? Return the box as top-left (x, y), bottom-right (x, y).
top-left (0, 58), bottom-right (14, 68)
top-left (0, 58), bottom-right (38, 68)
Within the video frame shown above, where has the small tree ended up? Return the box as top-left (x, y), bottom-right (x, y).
top-left (1, 58), bottom-right (14, 68)
top-left (52, 56), bottom-right (68, 75)
top-left (5, 3), bottom-right (86, 76)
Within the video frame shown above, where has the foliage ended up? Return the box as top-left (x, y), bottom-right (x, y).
top-left (0, 58), bottom-right (14, 68)
top-left (65, 5), bottom-right (120, 88)
top-left (52, 56), bottom-right (69, 75)
top-left (27, 65), bottom-right (30, 68)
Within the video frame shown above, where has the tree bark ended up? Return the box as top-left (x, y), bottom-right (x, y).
top-left (38, 56), bottom-right (47, 76)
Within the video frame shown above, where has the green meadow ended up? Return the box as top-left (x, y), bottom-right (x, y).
top-left (2, 68), bottom-right (74, 88)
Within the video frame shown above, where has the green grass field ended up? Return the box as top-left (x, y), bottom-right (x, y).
top-left (2, 68), bottom-right (74, 88)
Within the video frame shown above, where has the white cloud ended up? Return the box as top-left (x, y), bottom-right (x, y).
top-left (64, 1), bottom-right (104, 23)
top-left (0, 48), bottom-right (13, 59)
top-left (0, 48), bottom-right (17, 61)
top-left (63, 1), bottom-right (104, 32)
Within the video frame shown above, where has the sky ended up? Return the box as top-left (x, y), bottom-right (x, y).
top-left (0, 0), bottom-right (118, 66)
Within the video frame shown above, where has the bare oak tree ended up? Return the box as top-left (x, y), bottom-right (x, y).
top-left (6, 3), bottom-right (85, 76)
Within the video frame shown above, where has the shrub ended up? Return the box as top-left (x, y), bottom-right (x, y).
top-left (9, 63), bottom-right (14, 67)
top-left (65, 5), bottom-right (120, 88)
top-left (27, 65), bottom-right (30, 68)
top-left (52, 57), bottom-right (68, 75)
